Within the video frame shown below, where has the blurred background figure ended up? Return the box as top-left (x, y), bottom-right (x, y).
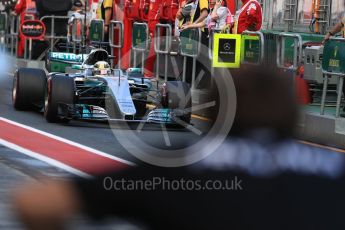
top-left (67, 0), bottom-right (93, 47)
top-left (181, 0), bottom-right (233, 33)
top-left (13, 65), bottom-right (345, 230)
top-left (36, 0), bottom-right (72, 44)
top-left (322, 16), bottom-right (344, 44)
top-left (96, 0), bottom-right (113, 42)
top-left (233, 0), bottom-right (262, 34)
top-left (67, 0), bottom-right (85, 43)
top-left (176, 0), bottom-right (209, 84)
top-left (12, 0), bottom-right (28, 58)
top-left (177, 0), bottom-right (209, 26)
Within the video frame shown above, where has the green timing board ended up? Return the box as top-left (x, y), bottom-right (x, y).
top-left (132, 23), bottom-right (148, 50)
top-left (89, 20), bottom-right (104, 42)
top-left (241, 35), bottom-right (260, 64)
top-left (180, 29), bottom-right (200, 57)
top-left (323, 39), bottom-right (345, 73)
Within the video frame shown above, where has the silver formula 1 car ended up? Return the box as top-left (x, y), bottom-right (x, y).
top-left (12, 49), bottom-right (191, 125)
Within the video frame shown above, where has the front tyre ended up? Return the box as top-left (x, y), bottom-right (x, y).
top-left (13, 68), bottom-right (46, 110)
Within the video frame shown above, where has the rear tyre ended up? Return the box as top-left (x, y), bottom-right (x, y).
top-left (44, 74), bottom-right (75, 123)
top-left (13, 68), bottom-right (46, 110)
top-left (161, 81), bottom-right (192, 123)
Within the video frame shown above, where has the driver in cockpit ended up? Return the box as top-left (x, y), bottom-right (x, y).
top-left (92, 61), bottom-right (111, 76)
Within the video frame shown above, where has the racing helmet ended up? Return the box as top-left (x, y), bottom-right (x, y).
top-left (92, 61), bottom-right (111, 76)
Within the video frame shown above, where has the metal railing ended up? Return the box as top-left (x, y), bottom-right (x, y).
top-left (70, 17), bottom-right (84, 53)
top-left (89, 19), bottom-right (104, 44)
top-left (241, 30), bottom-right (265, 65)
top-left (208, 28), bottom-right (221, 60)
top-left (0, 12), bottom-right (8, 53)
top-left (180, 28), bottom-right (201, 88)
top-left (320, 37), bottom-right (345, 118)
top-left (109, 20), bottom-right (124, 68)
top-left (132, 22), bottom-right (149, 74)
top-left (71, 18), bottom-right (83, 43)
top-left (23, 14), bottom-right (35, 59)
top-left (9, 15), bottom-right (20, 56)
top-left (154, 23), bottom-right (172, 81)
top-left (208, 29), bottom-right (222, 90)
top-left (276, 32), bottom-right (303, 71)
top-left (40, 15), bottom-right (69, 51)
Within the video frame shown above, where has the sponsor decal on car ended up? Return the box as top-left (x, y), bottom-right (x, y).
top-left (50, 52), bottom-right (87, 62)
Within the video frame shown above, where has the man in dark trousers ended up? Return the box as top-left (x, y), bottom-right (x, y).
top-left (14, 66), bottom-right (345, 230)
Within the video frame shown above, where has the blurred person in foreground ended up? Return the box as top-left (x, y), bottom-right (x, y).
top-left (13, 66), bottom-right (345, 230)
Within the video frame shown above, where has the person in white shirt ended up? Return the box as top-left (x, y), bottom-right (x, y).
top-left (180, 0), bottom-right (233, 33)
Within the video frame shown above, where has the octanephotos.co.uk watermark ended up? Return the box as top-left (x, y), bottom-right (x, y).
top-left (103, 176), bottom-right (244, 191)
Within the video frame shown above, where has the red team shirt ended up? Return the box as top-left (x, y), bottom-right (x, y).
top-left (234, 0), bottom-right (262, 34)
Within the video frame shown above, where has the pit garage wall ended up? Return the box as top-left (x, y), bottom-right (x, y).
top-left (296, 113), bottom-right (345, 150)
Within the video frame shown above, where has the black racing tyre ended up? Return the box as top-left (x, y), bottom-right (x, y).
top-left (13, 68), bottom-right (47, 110)
top-left (44, 74), bottom-right (75, 123)
top-left (161, 81), bottom-right (192, 123)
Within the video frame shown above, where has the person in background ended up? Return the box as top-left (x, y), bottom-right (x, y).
top-left (233, 0), bottom-right (262, 34)
top-left (67, 0), bottom-right (87, 43)
top-left (177, 0), bottom-right (209, 27)
top-left (181, 0), bottom-right (233, 33)
top-left (322, 18), bottom-right (345, 44)
top-left (174, 0), bottom-right (186, 36)
top-left (177, 0), bottom-right (209, 85)
top-left (12, 0), bottom-right (27, 58)
top-left (87, 0), bottom-right (98, 20)
top-left (96, 0), bottom-right (113, 42)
